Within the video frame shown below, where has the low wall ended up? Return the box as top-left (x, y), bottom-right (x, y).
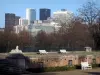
top-left (0, 53), bottom-right (100, 69)
top-left (30, 55), bottom-right (79, 68)
top-left (29, 54), bottom-right (100, 68)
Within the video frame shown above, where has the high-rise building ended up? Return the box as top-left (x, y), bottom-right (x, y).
top-left (26, 8), bottom-right (36, 24)
top-left (5, 13), bottom-right (15, 32)
top-left (15, 16), bottom-right (20, 25)
top-left (40, 8), bottom-right (51, 20)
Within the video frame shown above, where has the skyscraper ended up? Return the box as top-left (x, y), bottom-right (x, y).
top-left (5, 13), bottom-right (15, 32)
top-left (40, 8), bottom-right (51, 20)
top-left (15, 16), bottom-right (20, 25)
top-left (26, 8), bottom-right (36, 24)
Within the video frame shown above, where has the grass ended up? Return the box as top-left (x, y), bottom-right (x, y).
top-left (0, 51), bottom-right (100, 58)
top-left (22, 51), bottom-right (100, 57)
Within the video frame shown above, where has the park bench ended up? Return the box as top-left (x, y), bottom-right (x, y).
top-left (39, 50), bottom-right (48, 54)
top-left (81, 61), bottom-right (92, 70)
top-left (60, 49), bottom-right (69, 53)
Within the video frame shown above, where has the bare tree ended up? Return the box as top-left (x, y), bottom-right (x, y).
top-left (18, 30), bottom-right (34, 49)
top-left (78, 1), bottom-right (100, 26)
top-left (78, 1), bottom-right (100, 49)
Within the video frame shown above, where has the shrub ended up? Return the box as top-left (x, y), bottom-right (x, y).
top-left (44, 66), bottom-right (76, 72)
top-left (98, 64), bottom-right (100, 67)
top-left (26, 68), bottom-right (44, 73)
top-left (75, 65), bottom-right (81, 69)
top-left (27, 64), bottom-right (100, 73)
top-left (66, 66), bottom-right (76, 70)
top-left (92, 64), bottom-right (99, 68)
top-left (44, 66), bottom-right (67, 72)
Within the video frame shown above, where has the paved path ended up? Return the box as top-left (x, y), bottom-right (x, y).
top-left (23, 68), bottom-right (100, 75)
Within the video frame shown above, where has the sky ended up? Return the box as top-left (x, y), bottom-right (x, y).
top-left (0, 0), bottom-right (99, 28)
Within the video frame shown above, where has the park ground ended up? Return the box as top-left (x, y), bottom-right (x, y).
top-left (23, 68), bottom-right (100, 75)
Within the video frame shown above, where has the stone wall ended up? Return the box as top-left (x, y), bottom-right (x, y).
top-left (30, 55), bottom-right (79, 68)
top-left (2, 53), bottom-right (100, 68)
top-left (96, 56), bottom-right (100, 64)
top-left (29, 54), bottom-right (100, 68)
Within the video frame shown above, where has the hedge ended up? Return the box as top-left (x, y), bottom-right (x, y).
top-left (26, 64), bottom-right (100, 73)
top-left (44, 66), bottom-right (76, 72)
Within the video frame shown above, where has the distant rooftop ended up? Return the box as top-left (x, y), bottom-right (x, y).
top-left (26, 8), bottom-right (36, 10)
top-left (61, 9), bottom-right (67, 11)
top-left (40, 8), bottom-right (50, 9)
top-left (5, 13), bottom-right (15, 15)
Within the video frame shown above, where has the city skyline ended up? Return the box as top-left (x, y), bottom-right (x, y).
top-left (0, 0), bottom-right (99, 27)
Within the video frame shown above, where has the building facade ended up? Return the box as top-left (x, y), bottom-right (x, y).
top-left (15, 16), bottom-right (20, 25)
top-left (14, 25), bottom-right (28, 33)
top-left (5, 13), bottom-right (15, 32)
top-left (28, 22), bottom-right (60, 36)
top-left (40, 8), bottom-right (51, 20)
top-left (19, 18), bottom-right (29, 25)
top-left (14, 20), bottom-right (60, 35)
top-left (26, 8), bottom-right (36, 24)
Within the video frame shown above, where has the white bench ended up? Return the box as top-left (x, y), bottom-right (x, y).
top-left (81, 62), bottom-right (92, 70)
top-left (39, 50), bottom-right (48, 54)
top-left (60, 49), bottom-right (68, 53)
